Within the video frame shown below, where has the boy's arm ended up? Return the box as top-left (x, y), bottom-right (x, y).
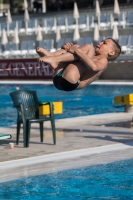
top-left (61, 43), bottom-right (73, 50)
top-left (68, 46), bottom-right (108, 71)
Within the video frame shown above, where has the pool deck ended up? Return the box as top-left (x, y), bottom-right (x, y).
top-left (0, 112), bottom-right (133, 182)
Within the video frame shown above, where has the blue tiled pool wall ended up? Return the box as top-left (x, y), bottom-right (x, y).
top-left (0, 84), bottom-right (133, 127)
top-left (0, 159), bottom-right (133, 199)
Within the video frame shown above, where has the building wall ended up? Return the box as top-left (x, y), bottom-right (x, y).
top-left (100, 61), bottom-right (133, 80)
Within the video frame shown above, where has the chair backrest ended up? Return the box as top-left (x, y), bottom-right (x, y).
top-left (11, 43), bottom-right (19, 50)
top-left (100, 13), bottom-right (106, 23)
top-left (4, 42), bottom-right (11, 51)
top-left (98, 36), bottom-right (105, 42)
top-left (85, 37), bottom-right (93, 45)
top-left (46, 39), bottom-right (54, 50)
top-left (46, 17), bottom-right (55, 27)
top-left (65, 38), bottom-right (72, 43)
top-left (127, 35), bottom-right (133, 47)
top-left (78, 15), bottom-right (86, 24)
top-left (1, 22), bottom-right (6, 30)
top-left (38, 40), bottom-right (47, 48)
top-left (57, 16), bottom-right (65, 26)
top-left (119, 35), bottom-right (128, 47)
top-left (57, 38), bottom-right (65, 49)
top-left (106, 35), bottom-right (111, 39)
top-left (67, 15), bottom-right (74, 25)
top-left (88, 14), bottom-right (94, 25)
top-left (17, 20), bottom-right (23, 29)
top-left (28, 40), bottom-right (35, 50)
top-left (9, 21), bottom-right (16, 30)
top-left (10, 90), bottom-right (40, 120)
top-left (20, 41), bottom-right (28, 50)
top-left (127, 11), bottom-right (133, 20)
top-left (28, 19), bottom-right (35, 28)
top-left (76, 37), bottom-right (85, 45)
top-left (106, 13), bottom-right (111, 24)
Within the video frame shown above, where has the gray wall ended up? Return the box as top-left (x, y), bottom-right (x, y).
top-left (100, 62), bottom-right (133, 80)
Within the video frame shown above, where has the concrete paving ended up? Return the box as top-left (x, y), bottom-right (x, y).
top-left (0, 112), bottom-right (133, 182)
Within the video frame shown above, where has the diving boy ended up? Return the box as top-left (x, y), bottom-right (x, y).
top-left (37, 39), bottom-right (121, 91)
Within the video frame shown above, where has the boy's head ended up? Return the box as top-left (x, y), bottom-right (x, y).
top-left (95, 38), bottom-right (121, 61)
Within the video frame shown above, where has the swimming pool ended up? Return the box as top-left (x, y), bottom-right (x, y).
top-left (0, 158), bottom-right (133, 199)
top-left (0, 84), bottom-right (133, 127)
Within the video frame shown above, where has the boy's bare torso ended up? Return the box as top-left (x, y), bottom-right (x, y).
top-left (37, 42), bottom-right (109, 90)
top-left (54, 56), bottom-right (106, 89)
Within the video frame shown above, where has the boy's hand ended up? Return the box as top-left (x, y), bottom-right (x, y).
top-left (68, 45), bottom-right (79, 54)
top-left (61, 43), bottom-right (73, 51)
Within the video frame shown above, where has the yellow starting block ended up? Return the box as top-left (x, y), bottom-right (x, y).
top-left (39, 102), bottom-right (63, 115)
top-left (114, 94), bottom-right (133, 105)
top-left (114, 94), bottom-right (133, 113)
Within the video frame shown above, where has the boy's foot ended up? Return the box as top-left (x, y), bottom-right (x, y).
top-left (36, 47), bottom-right (51, 57)
top-left (37, 56), bottom-right (59, 69)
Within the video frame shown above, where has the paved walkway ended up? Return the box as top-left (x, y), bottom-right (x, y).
top-left (0, 112), bottom-right (133, 182)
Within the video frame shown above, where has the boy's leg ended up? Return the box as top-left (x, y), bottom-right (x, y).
top-left (53, 62), bottom-right (69, 77)
top-left (38, 44), bottom-right (95, 69)
top-left (36, 43), bottom-right (74, 57)
top-left (36, 47), bottom-right (67, 57)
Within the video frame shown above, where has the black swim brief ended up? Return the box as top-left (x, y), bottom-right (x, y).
top-left (53, 70), bottom-right (80, 92)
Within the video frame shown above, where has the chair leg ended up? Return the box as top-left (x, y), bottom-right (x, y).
top-left (26, 122), bottom-right (31, 147)
top-left (23, 121), bottom-right (27, 148)
top-left (50, 103), bottom-right (56, 145)
top-left (51, 119), bottom-right (56, 145)
top-left (16, 122), bottom-right (21, 145)
top-left (40, 122), bottom-right (43, 142)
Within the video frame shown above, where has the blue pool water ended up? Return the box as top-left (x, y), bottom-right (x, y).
top-left (0, 84), bottom-right (133, 127)
top-left (0, 159), bottom-right (133, 199)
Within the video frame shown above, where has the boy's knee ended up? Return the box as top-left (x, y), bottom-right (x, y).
top-left (84, 44), bottom-right (92, 48)
top-left (85, 44), bottom-right (94, 50)
top-left (80, 44), bottom-right (93, 50)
